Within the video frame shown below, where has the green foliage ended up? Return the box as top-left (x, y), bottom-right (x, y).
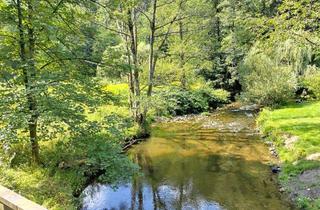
top-left (0, 109), bottom-right (138, 209)
top-left (0, 0), bottom-right (319, 209)
top-left (153, 86), bottom-right (229, 116)
top-left (102, 83), bottom-right (130, 106)
top-left (297, 196), bottom-right (313, 210)
top-left (53, 134), bottom-right (138, 184)
top-left (98, 44), bottom-right (131, 78)
top-left (296, 196), bottom-right (320, 210)
top-left (240, 46), bottom-right (297, 105)
top-left (303, 66), bottom-right (320, 99)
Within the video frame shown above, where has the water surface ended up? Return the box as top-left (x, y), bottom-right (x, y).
top-left (82, 109), bottom-right (293, 210)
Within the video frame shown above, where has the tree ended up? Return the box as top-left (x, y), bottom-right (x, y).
top-left (0, 0), bottom-right (104, 164)
top-left (95, 0), bottom-right (196, 133)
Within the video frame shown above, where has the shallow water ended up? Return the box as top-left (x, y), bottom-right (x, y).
top-left (82, 110), bottom-right (294, 210)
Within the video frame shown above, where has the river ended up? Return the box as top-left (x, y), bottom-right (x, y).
top-left (82, 108), bottom-right (294, 210)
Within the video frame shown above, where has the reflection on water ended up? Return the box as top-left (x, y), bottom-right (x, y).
top-left (82, 110), bottom-right (294, 210)
top-left (83, 183), bottom-right (223, 210)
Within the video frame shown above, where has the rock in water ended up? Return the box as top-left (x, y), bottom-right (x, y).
top-left (271, 165), bottom-right (281, 174)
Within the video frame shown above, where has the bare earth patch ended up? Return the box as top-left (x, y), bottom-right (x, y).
top-left (283, 134), bottom-right (299, 149)
top-left (306, 153), bottom-right (320, 161)
top-left (287, 168), bottom-right (320, 201)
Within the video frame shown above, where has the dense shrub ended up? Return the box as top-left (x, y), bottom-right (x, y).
top-left (153, 86), bottom-right (229, 116)
top-left (303, 65), bottom-right (320, 99)
top-left (239, 48), bottom-right (297, 106)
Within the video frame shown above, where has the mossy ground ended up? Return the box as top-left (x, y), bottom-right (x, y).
top-left (257, 101), bottom-right (320, 210)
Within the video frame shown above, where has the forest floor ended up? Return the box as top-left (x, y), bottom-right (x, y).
top-left (257, 101), bottom-right (320, 210)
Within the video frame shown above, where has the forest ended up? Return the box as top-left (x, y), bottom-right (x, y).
top-left (0, 0), bottom-right (319, 210)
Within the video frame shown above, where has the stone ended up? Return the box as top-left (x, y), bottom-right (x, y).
top-left (306, 153), bottom-right (320, 161)
top-left (283, 134), bottom-right (299, 149)
top-left (271, 165), bottom-right (281, 173)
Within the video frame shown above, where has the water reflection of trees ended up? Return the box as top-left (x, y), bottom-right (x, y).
top-left (128, 146), bottom-right (287, 210)
top-left (131, 152), bottom-right (168, 210)
top-left (130, 150), bottom-right (224, 210)
top-left (83, 110), bottom-right (290, 210)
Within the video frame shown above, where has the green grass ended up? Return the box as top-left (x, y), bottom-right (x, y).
top-left (258, 101), bottom-right (320, 163)
top-left (0, 165), bottom-right (79, 210)
top-left (257, 101), bottom-right (320, 209)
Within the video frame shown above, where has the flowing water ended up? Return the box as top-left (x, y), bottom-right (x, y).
top-left (82, 109), bottom-right (294, 210)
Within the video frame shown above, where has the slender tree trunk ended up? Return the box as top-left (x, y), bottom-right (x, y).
top-left (17, 0), bottom-right (40, 164)
top-left (116, 8), bottom-right (136, 115)
top-left (125, 39), bottom-right (135, 111)
top-left (128, 8), bottom-right (142, 125)
top-left (179, 21), bottom-right (186, 88)
top-left (133, 0), bottom-right (158, 135)
top-left (27, 0), bottom-right (40, 164)
top-left (146, 0), bottom-right (157, 98)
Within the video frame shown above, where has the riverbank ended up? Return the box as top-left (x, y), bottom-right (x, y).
top-left (257, 101), bottom-right (320, 210)
top-left (0, 104), bottom-right (139, 210)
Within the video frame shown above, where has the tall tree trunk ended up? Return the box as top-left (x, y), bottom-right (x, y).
top-left (124, 36), bottom-right (135, 112)
top-left (179, 21), bottom-right (186, 88)
top-left (128, 8), bottom-right (142, 125)
top-left (146, 0), bottom-right (157, 98)
top-left (116, 8), bottom-right (136, 115)
top-left (135, 0), bottom-right (158, 135)
top-left (27, 0), bottom-right (40, 164)
top-left (17, 0), bottom-right (40, 164)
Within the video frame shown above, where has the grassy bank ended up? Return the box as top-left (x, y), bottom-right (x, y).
top-left (257, 101), bottom-right (320, 209)
top-left (0, 166), bottom-right (79, 209)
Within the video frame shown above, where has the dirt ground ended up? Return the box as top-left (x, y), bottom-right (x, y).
top-left (287, 168), bottom-right (320, 201)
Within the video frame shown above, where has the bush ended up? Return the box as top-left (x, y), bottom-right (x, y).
top-left (303, 65), bottom-right (320, 99)
top-left (239, 48), bottom-right (297, 106)
top-left (153, 86), bottom-right (229, 116)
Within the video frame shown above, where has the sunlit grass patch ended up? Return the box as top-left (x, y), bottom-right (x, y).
top-left (258, 101), bottom-right (320, 163)
top-left (0, 165), bottom-right (77, 210)
top-left (258, 101), bottom-right (320, 209)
